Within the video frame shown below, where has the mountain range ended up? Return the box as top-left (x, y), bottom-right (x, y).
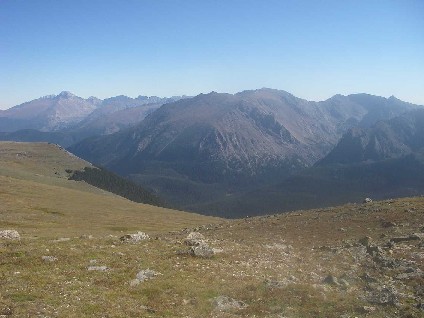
top-left (0, 91), bottom-right (185, 143)
top-left (1, 88), bottom-right (422, 217)
top-left (67, 88), bottom-right (421, 215)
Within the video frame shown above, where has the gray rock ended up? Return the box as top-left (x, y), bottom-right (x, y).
top-left (87, 266), bottom-right (108, 271)
top-left (120, 231), bottom-right (150, 243)
top-left (212, 295), bottom-right (248, 312)
top-left (130, 269), bottom-right (160, 286)
top-left (184, 232), bottom-right (205, 246)
top-left (41, 256), bottom-right (57, 262)
top-left (363, 198), bottom-right (373, 204)
top-left (190, 243), bottom-right (214, 258)
top-left (0, 230), bottom-right (20, 240)
top-left (367, 286), bottom-right (399, 306)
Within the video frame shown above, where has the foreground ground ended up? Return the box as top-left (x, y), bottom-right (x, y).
top-left (1, 197), bottom-right (423, 317)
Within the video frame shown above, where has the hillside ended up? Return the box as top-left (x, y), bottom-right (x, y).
top-left (0, 142), bottom-right (219, 236)
top-left (209, 109), bottom-right (424, 217)
top-left (69, 89), bottom-right (419, 212)
top-left (1, 190), bottom-right (423, 316)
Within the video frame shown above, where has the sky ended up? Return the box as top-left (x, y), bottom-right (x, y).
top-left (0, 0), bottom-right (423, 109)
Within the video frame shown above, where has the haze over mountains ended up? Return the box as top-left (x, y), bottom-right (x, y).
top-left (0, 91), bottom-right (185, 146)
top-left (1, 88), bottom-right (423, 217)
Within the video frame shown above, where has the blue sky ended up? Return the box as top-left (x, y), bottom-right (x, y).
top-left (1, 0), bottom-right (423, 109)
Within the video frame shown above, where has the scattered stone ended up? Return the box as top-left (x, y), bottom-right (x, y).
top-left (358, 306), bottom-right (376, 314)
top-left (367, 285), bottom-right (399, 306)
top-left (212, 296), bottom-right (248, 312)
top-left (130, 269), bottom-right (161, 286)
top-left (0, 230), bottom-right (20, 240)
top-left (360, 272), bottom-right (378, 283)
top-left (80, 234), bottom-right (94, 239)
top-left (87, 266), bottom-right (108, 271)
top-left (120, 231), bottom-right (150, 243)
top-left (184, 232), bottom-right (205, 246)
top-left (265, 277), bottom-right (297, 289)
top-left (52, 237), bottom-right (70, 243)
top-left (363, 198), bottom-right (373, 204)
top-left (41, 256), bottom-right (57, 262)
top-left (189, 243), bottom-right (214, 258)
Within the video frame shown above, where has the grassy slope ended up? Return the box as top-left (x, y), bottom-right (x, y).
top-left (0, 142), bottom-right (220, 237)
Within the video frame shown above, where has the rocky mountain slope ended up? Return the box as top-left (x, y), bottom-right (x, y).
top-left (69, 89), bottom-right (419, 211)
top-left (212, 109), bottom-right (424, 217)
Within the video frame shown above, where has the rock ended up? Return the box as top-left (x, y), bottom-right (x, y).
top-left (120, 231), bottom-right (150, 243)
top-left (41, 256), bottom-right (57, 262)
top-left (212, 296), bottom-right (248, 312)
top-left (190, 243), bottom-right (214, 258)
top-left (87, 266), bottom-right (108, 271)
top-left (52, 237), bottom-right (70, 243)
top-left (184, 232), bottom-right (205, 246)
top-left (323, 275), bottom-right (339, 286)
top-left (367, 285), bottom-right (399, 306)
top-left (363, 198), bottom-right (373, 204)
top-left (358, 306), bottom-right (376, 314)
top-left (130, 269), bottom-right (160, 286)
top-left (0, 230), bottom-right (20, 240)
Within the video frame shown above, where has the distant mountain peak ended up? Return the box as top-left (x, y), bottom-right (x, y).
top-left (57, 91), bottom-right (76, 98)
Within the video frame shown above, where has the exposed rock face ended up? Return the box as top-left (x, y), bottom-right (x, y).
top-left (0, 230), bottom-right (20, 240)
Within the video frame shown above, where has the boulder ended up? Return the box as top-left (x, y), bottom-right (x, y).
top-left (120, 231), bottom-right (150, 243)
top-left (0, 230), bottom-right (20, 240)
top-left (184, 232), bottom-right (206, 246)
top-left (190, 243), bottom-right (214, 258)
top-left (130, 269), bottom-right (160, 286)
top-left (212, 296), bottom-right (248, 312)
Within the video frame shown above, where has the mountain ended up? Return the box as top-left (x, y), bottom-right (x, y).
top-left (319, 108), bottom-right (424, 165)
top-left (0, 92), bottom-right (185, 146)
top-left (69, 88), bottom-right (419, 213)
top-left (0, 91), bottom-right (100, 131)
top-left (64, 95), bottom-right (184, 138)
top-left (214, 108), bottom-right (424, 217)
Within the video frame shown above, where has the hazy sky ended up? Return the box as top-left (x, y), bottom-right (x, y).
top-left (1, 0), bottom-right (423, 109)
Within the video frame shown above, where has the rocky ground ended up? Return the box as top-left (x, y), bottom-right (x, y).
top-left (1, 197), bottom-right (423, 317)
